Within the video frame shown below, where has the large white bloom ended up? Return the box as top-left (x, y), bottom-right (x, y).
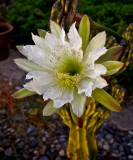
top-left (15, 21), bottom-right (109, 117)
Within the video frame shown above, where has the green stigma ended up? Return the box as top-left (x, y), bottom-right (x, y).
top-left (58, 57), bottom-right (83, 76)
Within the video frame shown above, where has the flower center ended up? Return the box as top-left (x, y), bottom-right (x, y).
top-left (58, 57), bottom-right (83, 76)
top-left (55, 57), bottom-right (84, 88)
top-left (56, 72), bottom-right (81, 89)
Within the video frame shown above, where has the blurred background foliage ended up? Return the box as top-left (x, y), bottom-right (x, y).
top-left (6, 0), bottom-right (133, 44)
top-left (78, 0), bottom-right (133, 34)
top-left (4, 0), bottom-right (133, 92)
top-left (6, 0), bottom-right (54, 44)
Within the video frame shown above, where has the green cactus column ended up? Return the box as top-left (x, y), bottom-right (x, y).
top-left (58, 99), bottom-right (111, 160)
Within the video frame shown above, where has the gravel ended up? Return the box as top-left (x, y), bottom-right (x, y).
top-left (0, 108), bottom-right (133, 160)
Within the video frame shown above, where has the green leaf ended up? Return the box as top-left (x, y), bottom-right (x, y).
top-left (92, 88), bottom-right (122, 112)
top-left (37, 29), bottom-right (46, 38)
top-left (12, 88), bottom-right (36, 99)
top-left (79, 15), bottom-right (90, 51)
top-left (96, 46), bottom-right (123, 63)
top-left (102, 61), bottom-right (123, 76)
top-left (43, 100), bottom-right (58, 116)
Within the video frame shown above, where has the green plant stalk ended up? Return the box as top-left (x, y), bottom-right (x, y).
top-left (87, 130), bottom-right (97, 160)
top-left (91, 20), bottom-right (122, 40)
top-left (67, 125), bottom-right (90, 160)
top-left (58, 102), bottom-right (100, 160)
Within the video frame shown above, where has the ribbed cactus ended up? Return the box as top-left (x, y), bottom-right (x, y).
top-left (50, 0), bottom-right (79, 31)
top-left (49, 1), bottom-right (132, 160)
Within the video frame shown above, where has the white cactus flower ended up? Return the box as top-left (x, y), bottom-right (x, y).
top-left (14, 17), bottom-right (123, 117)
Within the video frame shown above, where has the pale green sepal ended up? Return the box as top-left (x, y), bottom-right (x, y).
top-left (96, 46), bottom-right (123, 63)
top-left (43, 100), bottom-right (58, 116)
top-left (92, 88), bottom-right (122, 112)
top-left (14, 58), bottom-right (46, 72)
top-left (79, 15), bottom-right (90, 51)
top-left (50, 20), bottom-right (62, 38)
top-left (16, 45), bottom-right (23, 53)
top-left (70, 105), bottom-right (78, 126)
top-left (37, 29), bottom-right (46, 38)
top-left (12, 88), bottom-right (36, 99)
top-left (102, 61), bottom-right (123, 76)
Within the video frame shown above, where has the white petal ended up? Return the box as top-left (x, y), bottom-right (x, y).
top-left (32, 33), bottom-right (47, 50)
top-left (43, 100), bottom-right (58, 116)
top-left (78, 78), bottom-right (93, 97)
top-left (25, 71), bottom-right (54, 85)
top-left (24, 80), bottom-right (54, 95)
top-left (60, 28), bottom-right (66, 45)
top-left (71, 92), bottom-right (86, 117)
top-left (14, 58), bottom-right (49, 72)
top-left (44, 32), bottom-right (61, 50)
top-left (43, 85), bottom-right (62, 101)
top-left (50, 21), bottom-right (66, 45)
top-left (92, 77), bottom-right (108, 90)
top-left (84, 46), bottom-right (107, 64)
top-left (86, 64), bottom-right (107, 79)
top-left (17, 45), bottom-right (54, 69)
top-left (24, 81), bottom-right (44, 95)
top-left (85, 31), bottom-right (106, 54)
top-left (53, 89), bottom-right (73, 108)
top-left (32, 33), bottom-right (60, 63)
top-left (50, 20), bottom-right (62, 38)
top-left (24, 72), bottom-right (55, 95)
top-left (68, 22), bottom-right (82, 51)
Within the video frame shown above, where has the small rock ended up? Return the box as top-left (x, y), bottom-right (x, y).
top-left (1, 139), bottom-right (11, 146)
top-left (128, 155), bottom-right (133, 160)
top-left (109, 138), bottom-right (114, 144)
top-left (127, 143), bottom-right (132, 146)
top-left (55, 144), bottom-right (61, 151)
top-left (59, 137), bottom-right (66, 143)
top-left (31, 139), bottom-right (39, 148)
top-left (6, 128), bottom-right (15, 133)
top-left (0, 131), bottom-right (5, 139)
top-left (59, 149), bottom-right (65, 156)
top-left (27, 125), bottom-right (36, 134)
top-left (40, 145), bottom-right (47, 155)
top-left (23, 153), bottom-right (30, 159)
top-left (51, 149), bottom-right (55, 152)
top-left (32, 157), bottom-right (38, 160)
top-left (0, 147), bottom-right (4, 152)
top-left (103, 143), bottom-right (110, 151)
top-left (39, 156), bottom-right (49, 160)
top-left (4, 147), bottom-right (13, 157)
top-left (15, 138), bottom-right (21, 143)
top-left (50, 144), bottom-right (54, 148)
top-left (119, 145), bottom-right (124, 152)
top-left (54, 139), bottom-right (58, 144)
top-left (106, 134), bottom-right (112, 140)
top-left (121, 157), bottom-right (127, 160)
top-left (97, 140), bottom-right (102, 148)
top-left (17, 141), bottom-right (25, 149)
top-left (0, 109), bottom-right (6, 114)
top-left (12, 115), bottom-right (27, 122)
top-left (112, 153), bottom-right (118, 157)
top-left (55, 157), bottom-right (61, 160)
top-left (129, 131), bottom-right (133, 136)
top-left (33, 150), bottom-right (39, 156)
top-left (42, 136), bottom-right (46, 142)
